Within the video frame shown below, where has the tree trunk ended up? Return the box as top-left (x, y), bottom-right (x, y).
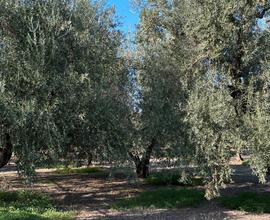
top-left (238, 152), bottom-right (244, 161)
top-left (129, 138), bottom-right (156, 178)
top-left (87, 152), bottom-right (93, 167)
top-left (0, 133), bottom-right (13, 169)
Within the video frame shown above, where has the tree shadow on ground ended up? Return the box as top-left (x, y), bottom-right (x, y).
top-left (86, 204), bottom-right (230, 220)
top-left (1, 164), bottom-right (270, 219)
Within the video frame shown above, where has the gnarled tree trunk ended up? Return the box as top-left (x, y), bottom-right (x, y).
top-left (0, 133), bottom-right (13, 168)
top-left (129, 138), bottom-right (156, 178)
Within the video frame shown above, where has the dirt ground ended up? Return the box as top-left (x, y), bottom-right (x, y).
top-left (1, 163), bottom-right (270, 220)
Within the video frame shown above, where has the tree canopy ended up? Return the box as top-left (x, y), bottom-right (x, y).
top-left (133, 0), bottom-right (270, 198)
top-left (0, 0), bottom-right (131, 177)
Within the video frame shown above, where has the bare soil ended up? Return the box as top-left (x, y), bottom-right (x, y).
top-left (0, 162), bottom-right (270, 220)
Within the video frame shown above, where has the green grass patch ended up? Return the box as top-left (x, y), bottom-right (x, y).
top-left (0, 190), bottom-right (74, 220)
top-left (113, 188), bottom-right (205, 209)
top-left (242, 160), bottom-right (251, 166)
top-left (219, 192), bottom-right (270, 213)
top-left (36, 161), bottom-right (67, 169)
top-left (56, 166), bottom-right (103, 174)
top-left (145, 172), bottom-right (204, 186)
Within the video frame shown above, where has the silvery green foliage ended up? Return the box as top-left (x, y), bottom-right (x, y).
top-left (0, 0), bottom-right (131, 177)
top-left (135, 0), bottom-right (270, 198)
top-left (186, 72), bottom-right (236, 199)
top-left (243, 65), bottom-right (270, 183)
top-left (133, 0), bottom-right (191, 167)
top-left (181, 0), bottom-right (270, 197)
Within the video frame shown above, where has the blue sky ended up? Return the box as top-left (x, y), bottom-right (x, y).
top-left (107, 0), bottom-right (139, 33)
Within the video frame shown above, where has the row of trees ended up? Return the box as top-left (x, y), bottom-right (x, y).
top-left (1, 0), bottom-right (270, 198)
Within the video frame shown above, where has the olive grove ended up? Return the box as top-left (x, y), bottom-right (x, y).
top-left (0, 0), bottom-right (270, 199)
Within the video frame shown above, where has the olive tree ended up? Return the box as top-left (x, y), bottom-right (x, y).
top-left (133, 0), bottom-right (270, 198)
top-left (0, 0), bottom-right (131, 177)
top-left (181, 0), bottom-right (270, 198)
top-left (130, 0), bottom-right (191, 178)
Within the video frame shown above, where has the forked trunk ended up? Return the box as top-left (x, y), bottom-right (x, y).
top-left (130, 138), bottom-right (156, 178)
top-left (135, 160), bottom-right (150, 178)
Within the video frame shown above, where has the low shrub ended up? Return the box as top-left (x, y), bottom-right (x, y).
top-left (145, 171), bottom-right (204, 186)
